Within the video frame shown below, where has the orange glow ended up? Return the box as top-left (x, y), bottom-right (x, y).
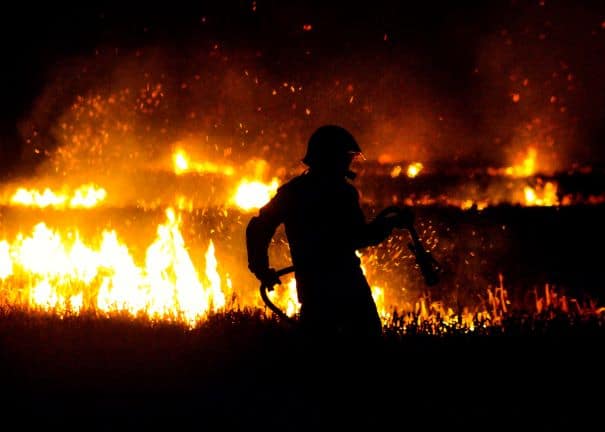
top-left (0, 241), bottom-right (12, 279)
top-left (504, 147), bottom-right (537, 177)
top-left (2, 49), bottom-right (603, 336)
top-left (371, 286), bottom-right (387, 319)
top-left (0, 204), bottom-right (600, 331)
top-left (358, 251), bottom-right (388, 320)
top-left (267, 276), bottom-right (301, 318)
top-left (173, 150), bottom-right (190, 174)
top-left (0, 208), bottom-right (226, 327)
top-left (523, 181), bottom-right (559, 207)
top-left (406, 162), bottom-right (424, 178)
top-left (486, 147), bottom-right (540, 178)
top-left (232, 178), bottom-right (279, 212)
top-left (460, 200), bottom-right (489, 211)
top-left (9, 184), bottom-right (107, 209)
top-left (172, 149), bottom-right (235, 176)
top-left (378, 154), bottom-right (395, 164)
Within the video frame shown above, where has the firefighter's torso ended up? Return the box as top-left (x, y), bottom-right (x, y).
top-left (278, 173), bottom-right (369, 303)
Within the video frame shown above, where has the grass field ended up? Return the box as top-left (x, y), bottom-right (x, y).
top-left (1, 202), bottom-right (605, 429)
top-left (1, 307), bottom-right (603, 430)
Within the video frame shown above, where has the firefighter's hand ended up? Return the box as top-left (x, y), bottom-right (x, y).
top-left (393, 206), bottom-right (414, 229)
top-left (377, 206), bottom-right (414, 230)
top-left (255, 268), bottom-right (282, 291)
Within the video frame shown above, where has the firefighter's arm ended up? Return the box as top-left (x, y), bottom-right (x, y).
top-left (354, 214), bottom-right (393, 249)
top-left (245, 190), bottom-right (286, 287)
top-left (352, 191), bottom-right (413, 249)
top-left (349, 188), bottom-right (390, 249)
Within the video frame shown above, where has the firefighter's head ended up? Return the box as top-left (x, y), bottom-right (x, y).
top-left (302, 125), bottom-right (363, 179)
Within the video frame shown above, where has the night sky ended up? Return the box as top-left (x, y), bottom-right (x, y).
top-left (1, 0), bottom-right (604, 177)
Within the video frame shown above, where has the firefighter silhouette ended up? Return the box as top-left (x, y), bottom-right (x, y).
top-left (246, 125), bottom-right (412, 340)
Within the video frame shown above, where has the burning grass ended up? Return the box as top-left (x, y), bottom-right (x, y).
top-left (1, 202), bottom-right (604, 330)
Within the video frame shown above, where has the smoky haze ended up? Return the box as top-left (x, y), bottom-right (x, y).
top-left (1, 0), bottom-right (604, 179)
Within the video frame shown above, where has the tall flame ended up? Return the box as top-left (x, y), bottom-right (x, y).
top-left (0, 208), bottom-right (225, 327)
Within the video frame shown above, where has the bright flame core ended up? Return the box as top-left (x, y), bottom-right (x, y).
top-left (523, 181), bottom-right (559, 206)
top-left (232, 178), bottom-right (279, 211)
top-left (0, 208), bottom-right (225, 327)
top-left (406, 162), bottom-right (424, 178)
top-left (9, 184), bottom-right (107, 209)
top-left (173, 150), bottom-right (190, 175)
top-left (506, 147), bottom-right (537, 177)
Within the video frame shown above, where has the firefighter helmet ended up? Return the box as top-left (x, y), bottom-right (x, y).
top-left (302, 125), bottom-right (362, 168)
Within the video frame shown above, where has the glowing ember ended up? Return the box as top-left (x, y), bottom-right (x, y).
top-left (9, 184), bottom-right (107, 209)
top-left (406, 162), bottom-right (424, 178)
top-left (232, 178), bottom-right (279, 212)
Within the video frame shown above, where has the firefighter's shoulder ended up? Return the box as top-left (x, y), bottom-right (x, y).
top-left (276, 173), bottom-right (307, 195)
top-left (343, 180), bottom-right (360, 199)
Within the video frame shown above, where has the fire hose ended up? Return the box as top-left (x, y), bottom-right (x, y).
top-left (259, 206), bottom-right (442, 320)
top-left (259, 266), bottom-right (296, 323)
top-left (378, 206), bottom-right (442, 287)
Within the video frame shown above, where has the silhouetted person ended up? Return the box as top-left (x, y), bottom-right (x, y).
top-left (246, 125), bottom-right (411, 344)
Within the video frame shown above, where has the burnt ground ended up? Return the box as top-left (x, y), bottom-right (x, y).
top-left (1, 310), bottom-right (603, 431)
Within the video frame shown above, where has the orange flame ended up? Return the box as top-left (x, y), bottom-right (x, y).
top-left (9, 184), bottom-right (107, 208)
top-left (389, 162), bottom-right (423, 178)
top-left (0, 208), bottom-right (225, 327)
top-left (523, 181), bottom-right (559, 207)
top-left (267, 277), bottom-right (301, 318)
top-left (505, 147), bottom-right (537, 177)
top-left (232, 178), bottom-right (279, 212)
top-left (172, 149), bottom-right (235, 176)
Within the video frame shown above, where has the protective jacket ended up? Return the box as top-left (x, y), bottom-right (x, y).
top-left (246, 171), bottom-right (391, 337)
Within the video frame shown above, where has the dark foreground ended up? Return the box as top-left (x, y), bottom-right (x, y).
top-left (1, 310), bottom-right (603, 430)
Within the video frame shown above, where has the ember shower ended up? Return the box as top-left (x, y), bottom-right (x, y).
top-left (1, 1), bottom-right (604, 329)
